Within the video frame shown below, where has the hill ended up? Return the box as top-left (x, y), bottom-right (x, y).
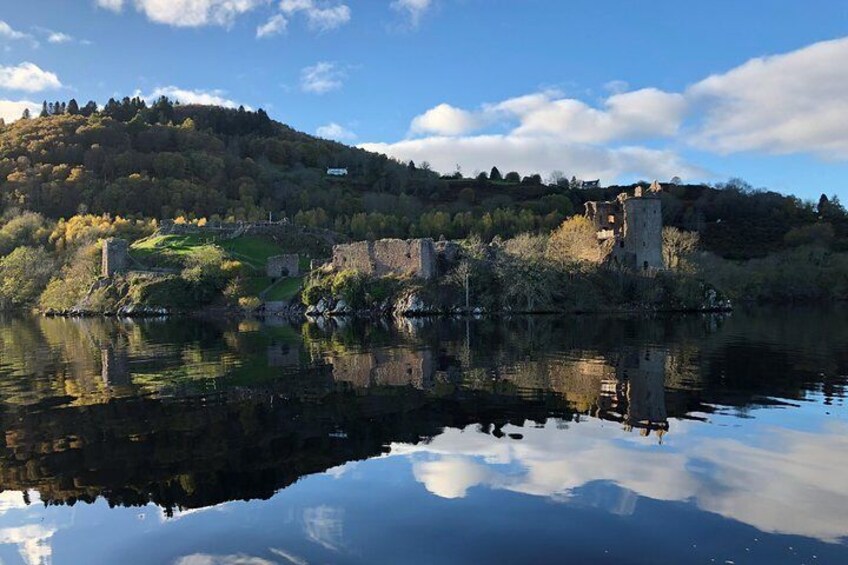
top-left (0, 97), bottom-right (846, 312)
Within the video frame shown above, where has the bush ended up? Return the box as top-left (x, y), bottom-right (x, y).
top-left (0, 246), bottom-right (54, 307)
top-left (181, 246), bottom-right (228, 302)
top-left (39, 243), bottom-right (100, 311)
top-left (331, 269), bottom-right (367, 307)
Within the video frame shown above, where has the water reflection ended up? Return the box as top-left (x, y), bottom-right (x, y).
top-left (0, 309), bottom-right (845, 563)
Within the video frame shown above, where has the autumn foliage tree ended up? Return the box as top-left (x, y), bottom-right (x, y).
top-left (546, 216), bottom-right (603, 264)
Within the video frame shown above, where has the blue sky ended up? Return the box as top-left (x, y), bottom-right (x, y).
top-left (1, 0), bottom-right (847, 200)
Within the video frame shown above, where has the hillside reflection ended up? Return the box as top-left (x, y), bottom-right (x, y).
top-left (0, 310), bottom-right (845, 516)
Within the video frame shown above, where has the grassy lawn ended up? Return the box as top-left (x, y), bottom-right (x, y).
top-left (131, 234), bottom-right (286, 271)
top-left (264, 277), bottom-right (303, 301)
top-left (220, 236), bottom-right (284, 269)
top-left (130, 233), bottom-right (301, 301)
top-left (244, 276), bottom-right (273, 296)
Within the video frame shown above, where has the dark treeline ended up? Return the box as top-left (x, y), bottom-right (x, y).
top-left (1, 97), bottom-right (846, 260)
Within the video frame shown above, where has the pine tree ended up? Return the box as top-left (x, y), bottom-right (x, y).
top-left (67, 99), bottom-right (80, 115)
top-left (490, 166), bottom-right (502, 181)
top-left (40, 101), bottom-right (49, 118)
top-left (81, 101), bottom-right (98, 117)
top-left (21, 108), bottom-right (31, 120)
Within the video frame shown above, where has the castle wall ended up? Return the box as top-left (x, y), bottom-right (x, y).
top-left (329, 348), bottom-right (435, 389)
top-left (332, 239), bottom-right (436, 279)
top-left (101, 238), bottom-right (129, 277)
top-left (267, 254), bottom-right (300, 278)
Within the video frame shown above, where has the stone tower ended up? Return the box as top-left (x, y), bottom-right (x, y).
top-left (618, 196), bottom-right (663, 271)
top-left (101, 238), bottom-right (129, 277)
top-left (584, 189), bottom-right (664, 271)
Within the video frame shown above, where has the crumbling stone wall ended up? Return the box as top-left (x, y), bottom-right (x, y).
top-left (329, 348), bottom-right (435, 389)
top-left (101, 238), bottom-right (129, 277)
top-left (332, 238), bottom-right (436, 279)
top-left (584, 191), bottom-right (664, 271)
top-left (267, 254), bottom-right (300, 278)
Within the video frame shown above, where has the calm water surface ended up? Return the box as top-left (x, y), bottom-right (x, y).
top-left (0, 309), bottom-right (846, 564)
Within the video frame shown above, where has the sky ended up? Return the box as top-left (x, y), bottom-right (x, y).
top-left (0, 0), bottom-right (847, 200)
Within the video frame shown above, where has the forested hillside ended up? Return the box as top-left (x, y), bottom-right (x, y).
top-left (0, 97), bottom-right (845, 260)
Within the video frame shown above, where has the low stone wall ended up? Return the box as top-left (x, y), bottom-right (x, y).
top-left (332, 238), bottom-right (436, 280)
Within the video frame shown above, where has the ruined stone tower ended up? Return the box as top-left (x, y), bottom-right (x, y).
top-left (101, 238), bottom-right (129, 277)
top-left (584, 187), bottom-right (664, 271)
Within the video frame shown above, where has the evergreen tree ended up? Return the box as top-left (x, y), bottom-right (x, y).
top-left (40, 101), bottom-right (49, 118)
top-left (21, 108), bottom-right (31, 120)
top-left (67, 99), bottom-right (80, 115)
top-left (490, 166), bottom-right (502, 181)
top-left (81, 101), bottom-right (98, 117)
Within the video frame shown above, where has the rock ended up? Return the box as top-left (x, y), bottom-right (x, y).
top-left (394, 293), bottom-right (428, 317)
top-left (316, 298), bottom-right (327, 315)
top-left (331, 299), bottom-right (351, 316)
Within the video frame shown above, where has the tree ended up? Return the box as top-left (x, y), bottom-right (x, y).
top-left (81, 101), bottom-right (98, 117)
top-left (67, 99), bottom-right (80, 115)
top-left (490, 166), bottom-right (502, 181)
top-left (505, 171), bottom-right (520, 183)
top-left (547, 170), bottom-right (566, 186)
top-left (0, 246), bottom-right (54, 306)
top-left (40, 101), bottom-right (49, 118)
top-left (662, 226), bottom-right (700, 270)
top-left (546, 216), bottom-right (603, 264)
top-left (20, 108), bottom-right (31, 120)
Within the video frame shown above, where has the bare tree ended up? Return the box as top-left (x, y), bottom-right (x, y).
top-left (662, 226), bottom-right (700, 270)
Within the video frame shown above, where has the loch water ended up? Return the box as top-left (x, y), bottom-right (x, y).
top-left (0, 309), bottom-right (846, 564)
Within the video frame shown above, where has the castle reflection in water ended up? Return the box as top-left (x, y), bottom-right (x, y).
top-left (0, 310), bottom-right (844, 514)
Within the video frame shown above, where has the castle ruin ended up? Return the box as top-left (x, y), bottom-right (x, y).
top-left (267, 254), bottom-right (300, 279)
top-left (584, 183), bottom-right (663, 271)
top-left (332, 238), bottom-right (437, 280)
top-left (101, 238), bottom-right (129, 277)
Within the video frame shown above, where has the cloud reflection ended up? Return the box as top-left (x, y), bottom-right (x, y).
top-left (393, 418), bottom-right (848, 543)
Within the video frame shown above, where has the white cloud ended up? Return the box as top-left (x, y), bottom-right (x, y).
top-left (300, 61), bottom-right (344, 94)
top-left (410, 103), bottom-right (484, 136)
top-left (136, 0), bottom-right (269, 27)
top-left (363, 36), bottom-right (848, 182)
top-left (96, 0), bottom-right (350, 33)
top-left (687, 36), bottom-right (848, 159)
top-left (47, 32), bottom-right (74, 44)
top-left (97, 0), bottom-right (269, 27)
top-left (174, 554), bottom-right (276, 565)
top-left (139, 86), bottom-right (248, 109)
top-left (0, 99), bottom-right (41, 123)
top-left (96, 0), bottom-right (125, 12)
top-left (279, 0), bottom-right (351, 31)
top-left (0, 62), bottom-right (62, 92)
top-left (256, 13), bottom-right (287, 37)
top-left (302, 506), bottom-right (345, 552)
top-left (0, 523), bottom-right (57, 565)
top-left (360, 135), bottom-right (701, 182)
top-left (407, 88), bottom-right (686, 144)
top-left (390, 0), bottom-right (432, 27)
top-left (316, 122), bottom-right (356, 140)
top-left (393, 418), bottom-right (848, 543)
top-left (0, 20), bottom-right (31, 42)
